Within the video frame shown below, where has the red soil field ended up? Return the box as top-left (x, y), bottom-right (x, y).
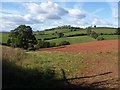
top-left (39, 40), bottom-right (119, 54)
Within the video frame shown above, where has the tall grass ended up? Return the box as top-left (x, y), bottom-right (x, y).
top-left (2, 46), bottom-right (57, 88)
top-left (2, 46), bottom-right (26, 63)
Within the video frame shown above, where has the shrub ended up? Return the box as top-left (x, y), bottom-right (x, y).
top-left (57, 33), bottom-right (64, 38)
top-left (90, 31), bottom-right (99, 39)
top-left (36, 40), bottom-right (50, 49)
top-left (66, 34), bottom-right (87, 37)
top-left (86, 28), bottom-right (92, 35)
top-left (43, 42), bottom-right (50, 48)
top-left (96, 36), bottom-right (104, 41)
top-left (36, 39), bottom-right (42, 49)
top-left (7, 38), bottom-right (11, 46)
top-left (59, 40), bottom-right (70, 46)
top-left (49, 42), bottom-right (56, 47)
top-left (100, 33), bottom-right (103, 35)
top-left (28, 44), bottom-right (36, 51)
top-left (44, 37), bottom-right (57, 40)
top-left (116, 27), bottom-right (120, 35)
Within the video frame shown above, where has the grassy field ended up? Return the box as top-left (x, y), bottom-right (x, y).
top-left (35, 34), bottom-right (57, 39)
top-left (0, 33), bottom-right (9, 43)
top-left (92, 28), bottom-right (116, 34)
top-left (102, 35), bottom-right (119, 40)
top-left (48, 36), bottom-right (96, 45)
top-left (44, 29), bottom-right (76, 34)
top-left (64, 30), bottom-right (86, 36)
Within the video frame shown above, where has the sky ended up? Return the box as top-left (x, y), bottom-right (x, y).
top-left (0, 1), bottom-right (118, 31)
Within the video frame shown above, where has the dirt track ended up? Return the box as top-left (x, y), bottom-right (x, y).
top-left (39, 40), bottom-right (118, 54)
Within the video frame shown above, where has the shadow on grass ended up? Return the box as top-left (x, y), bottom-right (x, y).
top-left (2, 60), bottom-right (118, 90)
top-left (2, 59), bottom-right (57, 89)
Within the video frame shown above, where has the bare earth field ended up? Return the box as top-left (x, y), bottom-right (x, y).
top-left (39, 40), bottom-right (119, 89)
top-left (39, 40), bottom-right (118, 54)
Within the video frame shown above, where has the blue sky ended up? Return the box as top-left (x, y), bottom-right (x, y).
top-left (0, 1), bottom-right (118, 31)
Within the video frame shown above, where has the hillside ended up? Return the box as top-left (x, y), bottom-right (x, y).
top-left (1, 26), bottom-right (118, 46)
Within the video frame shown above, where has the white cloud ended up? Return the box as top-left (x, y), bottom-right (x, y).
top-left (0, 13), bottom-right (43, 31)
top-left (1, 13), bottom-right (42, 25)
top-left (25, 1), bottom-right (68, 20)
top-left (68, 9), bottom-right (86, 19)
top-left (23, 14), bottom-right (31, 21)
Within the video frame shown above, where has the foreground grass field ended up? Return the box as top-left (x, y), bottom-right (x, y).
top-left (2, 46), bottom-right (118, 89)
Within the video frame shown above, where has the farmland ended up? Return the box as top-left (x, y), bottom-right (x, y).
top-left (102, 35), bottom-right (119, 40)
top-left (48, 36), bottom-right (96, 45)
top-left (0, 27), bottom-right (119, 45)
top-left (92, 28), bottom-right (116, 34)
top-left (1, 1), bottom-right (119, 89)
top-left (2, 41), bottom-right (118, 89)
top-left (1, 26), bottom-right (119, 89)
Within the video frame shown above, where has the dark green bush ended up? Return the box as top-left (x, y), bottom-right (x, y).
top-left (7, 38), bottom-right (11, 46)
top-left (116, 27), bottom-right (120, 35)
top-left (59, 40), bottom-right (70, 46)
top-left (43, 42), bottom-right (50, 48)
top-left (36, 40), bottom-right (50, 49)
top-left (90, 31), bottom-right (99, 39)
top-left (49, 42), bottom-right (56, 47)
top-left (57, 33), bottom-right (64, 38)
top-left (96, 36), bottom-right (104, 41)
top-left (66, 33), bottom-right (87, 37)
top-left (44, 37), bottom-right (57, 40)
top-left (28, 44), bottom-right (36, 51)
top-left (100, 33), bottom-right (103, 35)
top-left (86, 28), bottom-right (92, 35)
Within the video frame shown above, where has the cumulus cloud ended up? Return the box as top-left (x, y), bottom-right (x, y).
top-left (25, 1), bottom-right (68, 20)
top-left (1, 13), bottom-right (43, 31)
top-left (68, 9), bottom-right (86, 19)
top-left (1, 13), bottom-right (42, 25)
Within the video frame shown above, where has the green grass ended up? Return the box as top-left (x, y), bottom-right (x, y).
top-left (92, 28), bottom-right (116, 34)
top-left (48, 36), bottom-right (96, 45)
top-left (35, 34), bottom-right (57, 39)
top-left (44, 29), bottom-right (72, 34)
top-left (24, 51), bottom-right (88, 78)
top-left (64, 30), bottom-right (86, 36)
top-left (0, 33), bottom-right (9, 43)
top-left (102, 35), bottom-right (120, 40)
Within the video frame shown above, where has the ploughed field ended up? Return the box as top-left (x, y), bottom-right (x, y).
top-left (39, 40), bottom-right (118, 54)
